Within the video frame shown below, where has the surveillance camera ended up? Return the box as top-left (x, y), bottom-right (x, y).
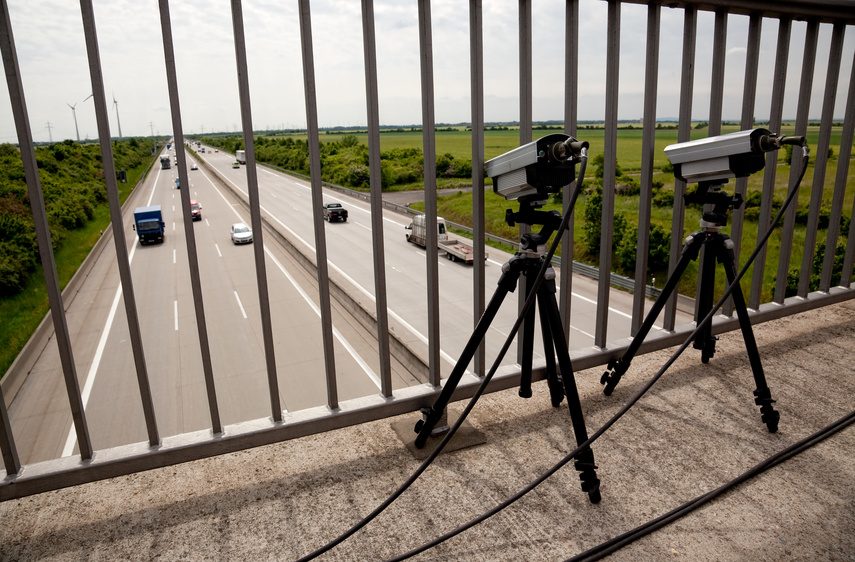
top-left (665, 127), bottom-right (802, 184)
top-left (486, 133), bottom-right (588, 200)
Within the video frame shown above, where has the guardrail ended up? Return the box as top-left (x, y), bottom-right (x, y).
top-left (0, 0), bottom-right (853, 501)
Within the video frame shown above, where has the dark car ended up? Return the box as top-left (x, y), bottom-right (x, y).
top-left (323, 202), bottom-right (348, 222)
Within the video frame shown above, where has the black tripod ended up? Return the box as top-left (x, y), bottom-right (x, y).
top-left (414, 197), bottom-right (601, 503)
top-left (600, 181), bottom-right (780, 433)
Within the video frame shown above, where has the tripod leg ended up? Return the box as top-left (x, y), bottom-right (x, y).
top-left (694, 239), bottom-right (718, 364)
top-left (414, 257), bottom-right (523, 448)
top-left (601, 232), bottom-right (705, 395)
top-left (518, 273), bottom-right (537, 399)
top-left (718, 239), bottom-right (780, 433)
top-left (538, 280), bottom-right (601, 504)
top-left (536, 286), bottom-right (565, 408)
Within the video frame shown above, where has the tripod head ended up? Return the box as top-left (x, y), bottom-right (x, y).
top-left (684, 180), bottom-right (743, 231)
top-left (505, 194), bottom-right (563, 257)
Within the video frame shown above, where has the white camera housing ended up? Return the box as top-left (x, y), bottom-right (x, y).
top-left (665, 128), bottom-right (773, 183)
top-left (486, 133), bottom-right (585, 200)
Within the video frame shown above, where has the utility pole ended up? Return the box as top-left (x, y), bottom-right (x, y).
top-left (45, 121), bottom-right (53, 143)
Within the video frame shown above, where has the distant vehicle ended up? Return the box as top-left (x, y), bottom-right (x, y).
top-left (200, 148), bottom-right (205, 153)
top-left (405, 214), bottom-right (486, 264)
top-left (190, 163), bottom-right (198, 170)
top-left (323, 202), bottom-right (348, 222)
top-left (215, 149), bottom-right (219, 153)
top-left (175, 177), bottom-right (180, 189)
top-left (167, 143), bottom-right (171, 150)
top-left (231, 222), bottom-right (252, 244)
top-left (133, 205), bottom-right (165, 245)
top-left (160, 155), bottom-right (170, 169)
top-left (232, 161), bottom-right (240, 169)
top-left (190, 200), bottom-right (202, 221)
top-left (236, 149), bottom-right (246, 164)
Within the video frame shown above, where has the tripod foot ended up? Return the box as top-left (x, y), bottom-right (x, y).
top-left (574, 447), bottom-right (601, 504)
top-left (600, 357), bottom-right (628, 396)
top-left (754, 388), bottom-right (780, 433)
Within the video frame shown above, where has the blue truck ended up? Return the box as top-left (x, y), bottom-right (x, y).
top-left (133, 205), bottom-right (165, 245)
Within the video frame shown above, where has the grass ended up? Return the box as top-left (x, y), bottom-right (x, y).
top-left (0, 159), bottom-right (154, 379)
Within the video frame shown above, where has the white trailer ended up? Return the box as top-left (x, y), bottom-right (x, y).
top-left (405, 215), bottom-right (486, 264)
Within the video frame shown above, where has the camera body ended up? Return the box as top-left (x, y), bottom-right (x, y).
top-left (665, 128), bottom-right (774, 184)
top-left (486, 133), bottom-right (586, 200)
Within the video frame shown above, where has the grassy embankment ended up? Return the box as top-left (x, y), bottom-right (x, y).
top-left (0, 147), bottom-right (158, 379)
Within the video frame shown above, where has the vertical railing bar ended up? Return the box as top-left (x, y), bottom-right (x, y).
top-left (0, 1), bottom-right (41, 471)
top-left (631, 2), bottom-right (660, 335)
top-left (417, 0), bottom-right (441, 387)
top-left (833, 52), bottom-right (855, 287)
top-left (80, 0), bottom-right (159, 449)
top-left (800, 22), bottom-right (844, 296)
top-left (560, 0), bottom-right (580, 339)
top-left (517, 0), bottom-right (532, 363)
top-left (725, 13), bottom-right (761, 317)
top-left (297, 0), bottom-right (339, 409)
top-left (0, 386), bottom-right (18, 474)
top-left (750, 17), bottom-right (791, 309)
top-left (708, 11), bottom-right (727, 137)
top-left (663, 6), bottom-right (696, 331)
top-left (594, 0), bottom-right (620, 349)
top-left (774, 19), bottom-right (819, 303)
top-left (229, 0), bottom-right (283, 419)
top-left (157, 0), bottom-right (221, 433)
top-left (694, 10), bottom-right (727, 316)
top-left (469, 0), bottom-right (486, 377)
top-left (360, 0), bottom-right (393, 396)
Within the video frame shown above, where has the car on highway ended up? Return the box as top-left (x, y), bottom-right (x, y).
top-left (190, 163), bottom-right (198, 170)
top-left (190, 200), bottom-right (202, 221)
top-left (230, 222), bottom-right (252, 244)
top-left (175, 177), bottom-right (180, 189)
top-left (323, 202), bottom-right (348, 222)
top-left (232, 161), bottom-right (240, 169)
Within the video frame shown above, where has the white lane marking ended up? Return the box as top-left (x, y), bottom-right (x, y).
top-left (63, 167), bottom-right (163, 457)
top-left (266, 248), bottom-right (381, 389)
top-left (234, 291), bottom-right (248, 319)
top-left (215, 244), bottom-right (222, 258)
top-left (172, 222), bottom-right (175, 231)
top-left (199, 168), bottom-right (381, 387)
top-left (173, 249), bottom-right (176, 264)
top-left (174, 301), bottom-right (179, 331)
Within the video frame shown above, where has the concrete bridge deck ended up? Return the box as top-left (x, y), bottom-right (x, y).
top-left (1, 302), bottom-right (853, 561)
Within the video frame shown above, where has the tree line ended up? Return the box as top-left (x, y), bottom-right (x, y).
top-left (0, 139), bottom-right (154, 297)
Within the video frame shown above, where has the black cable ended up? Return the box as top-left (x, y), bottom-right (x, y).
top-left (387, 144), bottom-right (811, 561)
top-left (296, 151), bottom-right (590, 561)
top-left (568, 409), bottom-right (855, 561)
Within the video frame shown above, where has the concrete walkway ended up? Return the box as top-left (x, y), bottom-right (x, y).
top-left (1, 302), bottom-right (853, 560)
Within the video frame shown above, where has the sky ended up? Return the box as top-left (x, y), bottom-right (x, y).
top-left (1, 0), bottom-right (853, 143)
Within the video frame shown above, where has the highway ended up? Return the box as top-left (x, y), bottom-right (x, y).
top-left (6, 143), bottom-right (691, 465)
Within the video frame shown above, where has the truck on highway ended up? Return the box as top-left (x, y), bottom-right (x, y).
top-left (160, 155), bottom-right (171, 169)
top-left (133, 205), bottom-right (165, 245)
top-left (236, 149), bottom-right (246, 164)
top-left (405, 215), bottom-right (487, 264)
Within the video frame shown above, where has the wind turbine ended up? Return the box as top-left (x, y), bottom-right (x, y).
top-left (112, 92), bottom-right (123, 139)
top-left (67, 102), bottom-right (80, 141)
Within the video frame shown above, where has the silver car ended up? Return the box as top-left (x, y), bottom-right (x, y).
top-left (230, 222), bottom-right (253, 244)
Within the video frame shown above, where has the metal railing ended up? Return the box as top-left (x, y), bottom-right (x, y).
top-left (0, 0), bottom-right (853, 501)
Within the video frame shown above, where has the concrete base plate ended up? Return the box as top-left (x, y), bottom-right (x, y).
top-left (391, 410), bottom-right (486, 460)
